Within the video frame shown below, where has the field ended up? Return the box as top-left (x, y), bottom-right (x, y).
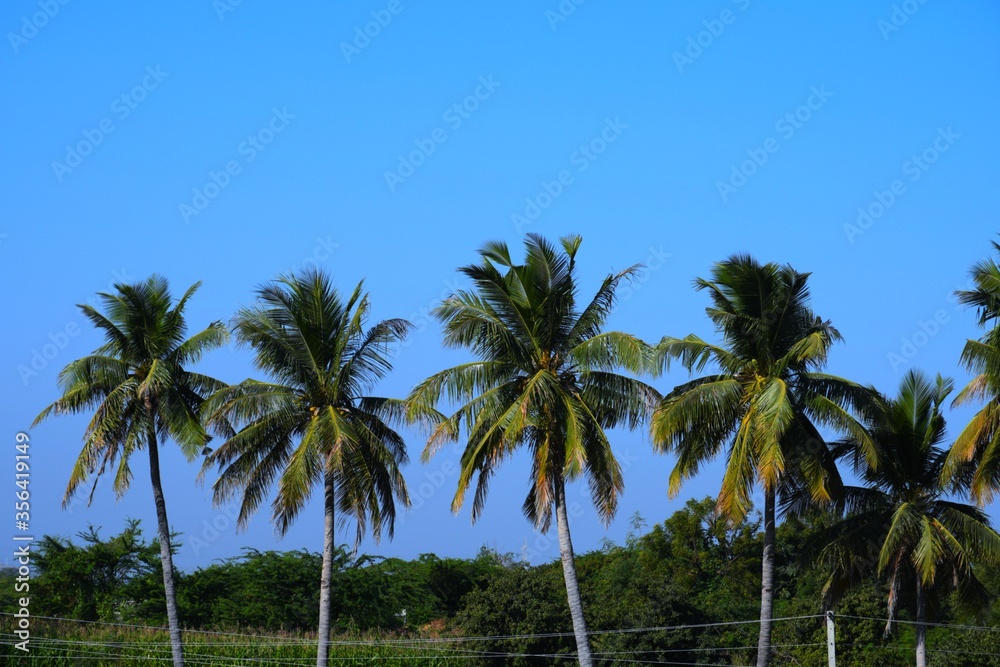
top-left (0, 619), bottom-right (501, 666)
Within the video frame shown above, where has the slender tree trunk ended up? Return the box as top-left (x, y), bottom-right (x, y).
top-left (145, 419), bottom-right (185, 667)
top-left (554, 479), bottom-right (593, 667)
top-left (915, 577), bottom-right (927, 667)
top-left (756, 487), bottom-right (776, 667)
top-left (316, 469), bottom-right (336, 667)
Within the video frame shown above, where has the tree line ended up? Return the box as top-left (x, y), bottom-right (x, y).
top-left (3, 500), bottom-right (999, 665)
top-left (27, 233), bottom-right (1000, 666)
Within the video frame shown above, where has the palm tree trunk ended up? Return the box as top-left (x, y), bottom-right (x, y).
top-left (316, 469), bottom-right (336, 667)
top-left (756, 487), bottom-right (776, 667)
top-left (145, 420), bottom-right (185, 667)
top-left (554, 479), bottom-right (593, 667)
top-left (915, 577), bottom-right (927, 667)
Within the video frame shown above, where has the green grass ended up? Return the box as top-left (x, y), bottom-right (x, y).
top-left (0, 619), bottom-right (483, 666)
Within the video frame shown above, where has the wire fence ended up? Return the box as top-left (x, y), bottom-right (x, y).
top-left (1, 611), bottom-right (999, 665)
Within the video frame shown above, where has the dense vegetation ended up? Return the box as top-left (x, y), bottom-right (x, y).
top-left (14, 234), bottom-right (1000, 665)
top-left (2, 499), bottom-right (999, 665)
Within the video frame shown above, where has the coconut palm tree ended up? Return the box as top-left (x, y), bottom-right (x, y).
top-left (406, 234), bottom-right (659, 667)
top-left (649, 255), bottom-right (875, 667)
top-left (201, 270), bottom-right (411, 667)
top-left (33, 276), bottom-right (229, 667)
top-left (809, 370), bottom-right (1000, 667)
top-left (943, 241), bottom-right (1000, 502)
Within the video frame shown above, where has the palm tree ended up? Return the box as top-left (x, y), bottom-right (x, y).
top-left (943, 241), bottom-right (1000, 502)
top-left (406, 234), bottom-right (659, 667)
top-left (201, 270), bottom-right (411, 667)
top-left (649, 255), bottom-right (874, 667)
top-left (33, 276), bottom-right (228, 667)
top-left (810, 370), bottom-right (1000, 667)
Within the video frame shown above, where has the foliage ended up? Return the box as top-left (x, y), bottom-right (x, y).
top-left (203, 269), bottom-right (411, 541)
top-left (22, 521), bottom-right (165, 623)
top-left (33, 275), bottom-right (227, 503)
top-left (20, 240), bottom-right (1000, 665)
top-left (407, 233), bottom-right (658, 527)
top-left (457, 558), bottom-right (574, 665)
top-left (407, 233), bottom-right (661, 664)
top-left (30, 275), bottom-right (228, 666)
top-left (812, 371), bottom-right (1000, 628)
top-left (200, 268), bottom-right (413, 664)
top-left (948, 240), bottom-right (1000, 503)
top-left (0, 621), bottom-right (462, 666)
top-left (649, 254), bottom-right (876, 665)
top-left (4, 501), bottom-right (1000, 664)
top-left (181, 548), bottom-right (323, 630)
top-left (650, 254), bottom-right (873, 522)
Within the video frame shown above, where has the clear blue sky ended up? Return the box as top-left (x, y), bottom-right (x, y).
top-left (2, 1), bottom-right (999, 571)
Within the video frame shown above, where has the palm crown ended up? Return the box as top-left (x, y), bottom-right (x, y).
top-left (203, 270), bottom-right (411, 543)
top-left (408, 233), bottom-right (658, 528)
top-left (946, 240), bottom-right (1000, 501)
top-left (651, 254), bottom-right (875, 520)
top-left (34, 276), bottom-right (228, 503)
top-left (814, 370), bottom-right (1000, 632)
